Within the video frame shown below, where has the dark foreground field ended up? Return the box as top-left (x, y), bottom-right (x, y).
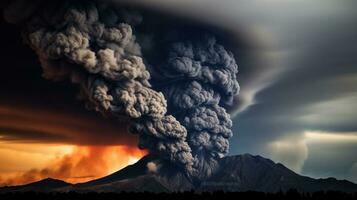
top-left (1, 190), bottom-right (357, 200)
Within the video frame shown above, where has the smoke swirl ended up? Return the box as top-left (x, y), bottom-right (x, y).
top-left (3, 0), bottom-right (239, 179)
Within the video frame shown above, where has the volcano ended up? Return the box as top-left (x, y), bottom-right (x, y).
top-left (1, 154), bottom-right (357, 193)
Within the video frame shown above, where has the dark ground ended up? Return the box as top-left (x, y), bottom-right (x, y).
top-left (1, 190), bottom-right (357, 200)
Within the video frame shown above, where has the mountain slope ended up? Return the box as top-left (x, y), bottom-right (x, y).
top-left (0, 178), bottom-right (71, 193)
top-left (77, 155), bottom-right (151, 187)
top-left (202, 154), bottom-right (357, 193)
top-left (68, 155), bottom-right (193, 192)
top-left (1, 154), bottom-right (357, 193)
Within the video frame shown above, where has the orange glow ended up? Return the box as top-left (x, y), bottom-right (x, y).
top-left (0, 145), bottom-right (147, 186)
top-left (0, 103), bottom-right (145, 186)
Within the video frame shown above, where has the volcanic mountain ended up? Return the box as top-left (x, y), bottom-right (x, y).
top-left (1, 154), bottom-right (357, 193)
top-left (0, 178), bottom-right (71, 193)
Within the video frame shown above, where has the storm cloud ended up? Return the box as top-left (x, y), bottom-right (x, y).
top-left (1, 0), bottom-right (241, 179)
top-left (121, 0), bottom-right (357, 182)
top-left (1, 0), bottom-right (357, 183)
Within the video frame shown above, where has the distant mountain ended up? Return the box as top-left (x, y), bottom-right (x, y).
top-left (1, 154), bottom-right (357, 193)
top-left (0, 178), bottom-right (71, 192)
top-left (202, 154), bottom-right (357, 193)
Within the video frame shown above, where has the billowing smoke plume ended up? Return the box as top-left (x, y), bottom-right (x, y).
top-left (149, 36), bottom-right (239, 178)
top-left (3, 0), bottom-right (239, 180)
top-left (3, 0), bottom-right (194, 173)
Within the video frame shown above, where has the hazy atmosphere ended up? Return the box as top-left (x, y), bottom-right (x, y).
top-left (0, 0), bottom-right (357, 186)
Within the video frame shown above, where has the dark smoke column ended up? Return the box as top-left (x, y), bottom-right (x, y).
top-left (3, 0), bottom-right (195, 173)
top-left (150, 36), bottom-right (240, 179)
top-left (3, 0), bottom-right (240, 181)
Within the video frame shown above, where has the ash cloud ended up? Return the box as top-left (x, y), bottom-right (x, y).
top-left (2, 0), bottom-right (239, 179)
top-left (148, 36), bottom-right (239, 177)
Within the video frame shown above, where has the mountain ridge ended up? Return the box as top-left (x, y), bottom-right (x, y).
top-left (0, 177), bottom-right (71, 192)
top-left (1, 154), bottom-right (356, 193)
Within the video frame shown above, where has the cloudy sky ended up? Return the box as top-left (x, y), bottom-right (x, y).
top-left (114, 0), bottom-right (357, 182)
top-left (182, 0), bottom-right (357, 182)
top-left (0, 0), bottom-right (357, 185)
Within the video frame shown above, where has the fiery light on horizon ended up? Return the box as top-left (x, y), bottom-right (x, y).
top-left (0, 143), bottom-right (147, 186)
